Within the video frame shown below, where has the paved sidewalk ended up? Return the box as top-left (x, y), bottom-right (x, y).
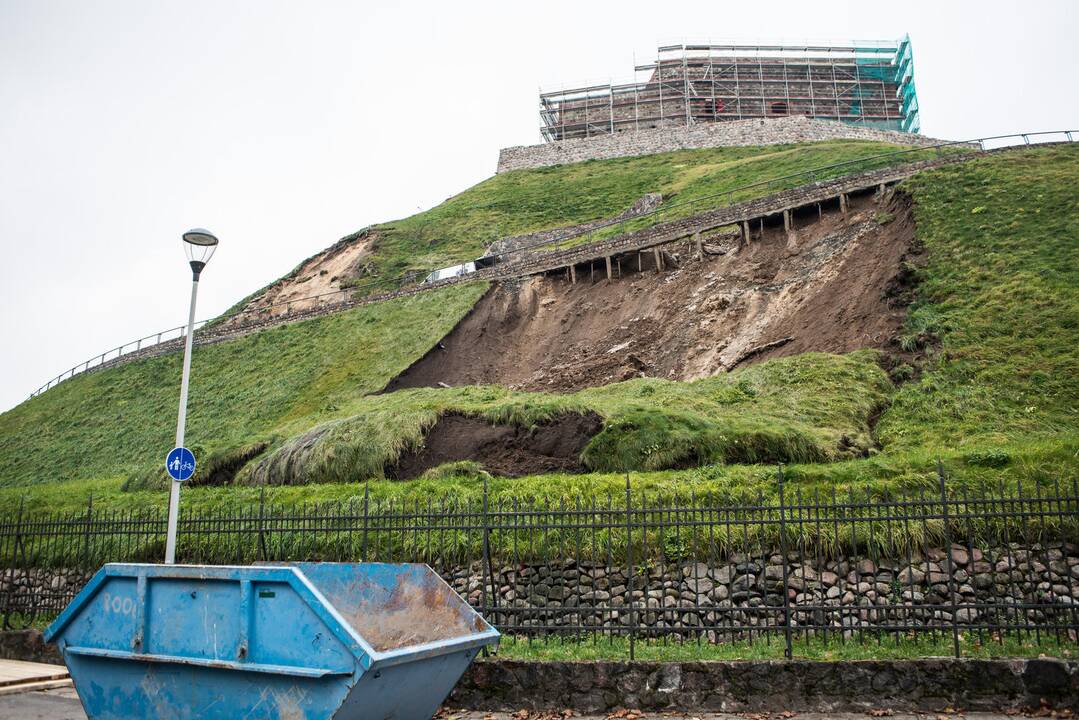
top-left (0, 685), bottom-right (82, 720)
top-left (0, 688), bottom-right (1058, 720)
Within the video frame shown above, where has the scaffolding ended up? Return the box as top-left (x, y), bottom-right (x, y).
top-left (540, 37), bottom-right (921, 142)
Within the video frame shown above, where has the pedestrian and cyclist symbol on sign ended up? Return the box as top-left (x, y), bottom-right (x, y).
top-left (165, 446), bottom-right (196, 482)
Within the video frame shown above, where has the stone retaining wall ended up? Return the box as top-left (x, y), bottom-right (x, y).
top-left (441, 542), bottom-right (1079, 637)
top-left (0, 629), bottom-right (62, 664)
top-left (497, 117), bottom-right (959, 173)
top-left (485, 193), bottom-right (663, 259)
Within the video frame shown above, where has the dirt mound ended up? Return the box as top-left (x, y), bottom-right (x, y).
top-left (386, 412), bottom-right (602, 480)
top-left (386, 191), bottom-right (919, 393)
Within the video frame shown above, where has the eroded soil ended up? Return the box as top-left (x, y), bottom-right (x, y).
top-left (386, 191), bottom-right (920, 393)
top-left (222, 230), bottom-right (375, 328)
top-left (386, 412), bottom-right (603, 480)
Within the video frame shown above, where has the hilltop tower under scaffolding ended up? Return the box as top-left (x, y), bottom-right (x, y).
top-left (540, 37), bottom-right (919, 142)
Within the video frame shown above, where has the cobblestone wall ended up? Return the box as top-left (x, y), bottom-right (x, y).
top-left (442, 542), bottom-right (1079, 637)
top-left (497, 117), bottom-right (958, 173)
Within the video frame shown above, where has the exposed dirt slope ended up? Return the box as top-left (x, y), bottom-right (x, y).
top-left (386, 191), bottom-right (918, 393)
top-left (223, 231), bottom-right (375, 327)
top-left (387, 412), bottom-right (603, 479)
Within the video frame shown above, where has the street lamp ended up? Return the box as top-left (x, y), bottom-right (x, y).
top-left (164, 228), bottom-right (219, 564)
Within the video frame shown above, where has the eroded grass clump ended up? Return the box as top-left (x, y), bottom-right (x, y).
top-left (245, 351), bottom-right (890, 485)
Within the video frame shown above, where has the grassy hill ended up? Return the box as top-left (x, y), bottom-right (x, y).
top-left (1, 140), bottom-right (1076, 516)
top-left (249, 139), bottom-right (952, 298)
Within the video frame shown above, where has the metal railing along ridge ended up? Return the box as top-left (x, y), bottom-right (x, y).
top-left (26, 129), bottom-right (1076, 401)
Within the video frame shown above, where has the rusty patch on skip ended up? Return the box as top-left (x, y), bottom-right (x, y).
top-left (335, 567), bottom-right (485, 652)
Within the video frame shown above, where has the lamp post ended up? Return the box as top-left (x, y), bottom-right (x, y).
top-left (164, 228), bottom-right (219, 564)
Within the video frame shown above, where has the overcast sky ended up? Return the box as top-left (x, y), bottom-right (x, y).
top-left (1, 0), bottom-right (1077, 413)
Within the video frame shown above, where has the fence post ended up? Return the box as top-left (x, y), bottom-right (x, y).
top-left (361, 482), bottom-right (369, 562)
top-left (625, 473), bottom-right (635, 661)
top-left (937, 459), bottom-right (961, 658)
top-left (777, 466), bottom-right (793, 660)
top-left (257, 487), bottom-right (267, 562)
top-left (479, 476), bottom-right (495, 658)
top-left (2, 499), bottom-right (25, 630)
top-left (481, 474), bottom-right (497, 614)
top-left (81, 495), bottom-right (93, 571)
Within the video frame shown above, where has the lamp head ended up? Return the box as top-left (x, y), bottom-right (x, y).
top-left (182, 228), bottom-right (218, 279)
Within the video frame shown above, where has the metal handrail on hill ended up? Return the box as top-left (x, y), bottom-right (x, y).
top-left (28, 320), bottom-right (212, 398)
top-left (26, 129), bottom-right (1076, 401)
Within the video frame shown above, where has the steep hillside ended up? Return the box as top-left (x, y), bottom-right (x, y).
top-left (0, 141), bottom-right (1076, 515)
top-left (879, 145), bottom-right (1079, 451)
top-left (223, 139), bottom-right (944, 322)
top-left (387, 191), bottom-right (916, 392)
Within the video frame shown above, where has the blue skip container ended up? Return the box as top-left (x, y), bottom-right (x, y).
top-left (44, 562), bottom-right (499, 719)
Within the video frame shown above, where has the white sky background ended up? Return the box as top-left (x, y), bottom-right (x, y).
top-left (1, 0), bottom-right (1077, 413)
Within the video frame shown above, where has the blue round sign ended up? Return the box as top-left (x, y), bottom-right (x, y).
top-left (165, 446), bottom-right (196, 482)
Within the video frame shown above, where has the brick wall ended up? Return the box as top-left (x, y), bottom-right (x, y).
top-left (497, 117), bottom-right (956, 173)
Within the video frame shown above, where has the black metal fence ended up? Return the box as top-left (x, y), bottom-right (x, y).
top-left (3, 466), bottom-right (1078, 658)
